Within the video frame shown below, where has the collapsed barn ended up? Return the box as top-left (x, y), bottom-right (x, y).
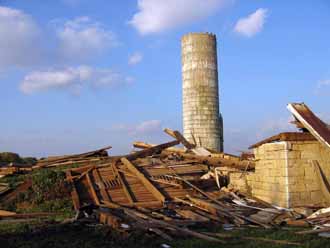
top-left (1, 103), bottom-right (330, 242)
top-left (1, 32), bottom-right (330, 244)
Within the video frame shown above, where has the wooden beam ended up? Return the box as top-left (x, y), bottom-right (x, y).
top-left (173, 130), bottom-right (195, 149)
top-left (163, 128), bottom-right (195, 149)
top-left (101, 201), bottom-right (223, 243)
top-left (66, 170), bottom-right (81, 210)
top-left (111, 161), bottom-right (135, 205)
top-left (163, 128), bottom-right (176, 139)
top-left (92, 168), bottom-right (111, 202)
top-left (133, 141), bottom-right (186, 153)
top-left (86, 171), bottom-right (100, 205)
top-left (121, 157), bottom-right (166, 203)
top-left (126, 140), bottom-right (180, 161)
top-left (162, 151), bottom-right (255, 170)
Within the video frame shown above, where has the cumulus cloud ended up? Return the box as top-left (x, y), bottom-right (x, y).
top-left (0, 6), bottom-right (42, 69)
top-left (234, 8), bottom-right (268, 37)
top-left (112, 120), bottom-right (162, 135)
top-left (0, 6), bottom-right (119, 70)
top-left (129, 0), bottom-right (231, 35)
top-left (257, 115), bottom-right (296, 140)
top-left (128, 52), bottom-right (143, 65)
top-left (55, 16), bottom-right (117, 61)
top-left (20, 66), bottom-right (132, 94)
top-left (315, 79), bottom-right (330, 95)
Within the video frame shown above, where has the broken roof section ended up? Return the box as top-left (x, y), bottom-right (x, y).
top-left (287, 103), bottom-right (330, 149)
top-left (249, 132), bottom-right (316, 149)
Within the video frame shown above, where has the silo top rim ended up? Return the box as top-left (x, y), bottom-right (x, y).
top-left (181, 32), bottom-right (216, 40)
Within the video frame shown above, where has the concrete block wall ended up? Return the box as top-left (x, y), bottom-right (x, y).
top-left (228, 171), bottom-right (252, 194)
top-left (181, 32), bottom-right (223, 152)
top-left (248, 142), bottom-right (290, 207)
top-left (239, 141), bottom-right (330, 208)
top-left (285, 141), bottom-right (330, 206)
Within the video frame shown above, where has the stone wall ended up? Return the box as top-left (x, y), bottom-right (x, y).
top-left (229, 140), bottom-right (330, 208)
top-left (247, 142), bottom-right (291, 207)
top-left (286, 141), bottom-right (330, 207)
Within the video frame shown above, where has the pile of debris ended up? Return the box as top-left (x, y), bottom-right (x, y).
top-left (1, 121), bottom-right (330, 242)
top-left (60, 129), bottom-right (328, 241)
top-left (0, 146), bottom-right (111, 177)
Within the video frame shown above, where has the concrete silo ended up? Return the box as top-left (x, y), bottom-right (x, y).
top-left (181, 32), bottom-right (223, 152)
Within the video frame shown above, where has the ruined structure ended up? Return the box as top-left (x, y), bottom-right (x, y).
top-left (181, 33), bottom-right (223, 152)
top-left (229, 103), bottom-right (330, 208)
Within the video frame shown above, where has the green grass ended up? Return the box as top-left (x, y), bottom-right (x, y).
top-left (0, 169), bottom-right (74, 217)
top-left (170, 227), bottom-right (330, 248)
top-left (0, 222), bottom-right (329, 248)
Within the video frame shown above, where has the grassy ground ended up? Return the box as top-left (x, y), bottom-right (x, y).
top-left (0, 221), bottom-right (330, 248)
top-left (0, 168), bottom-right (74, 217)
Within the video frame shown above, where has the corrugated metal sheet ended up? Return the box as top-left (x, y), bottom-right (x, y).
top-left (287, 103), bottom-right (330, 149)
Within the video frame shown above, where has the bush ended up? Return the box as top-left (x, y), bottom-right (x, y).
top-left (31, 169), bottom-right (70, 204)
top-left (0, 152), bottom-right (37, 166)
top-left (0, 152), bottom-right (23, 164)
top-left (22, 157), bottom-right (38, 165)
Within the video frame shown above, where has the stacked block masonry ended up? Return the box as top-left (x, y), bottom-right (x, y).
top-left (181, 33), bottom-right (223, 152)
top-left (230, 140), bottom-right (330, 208)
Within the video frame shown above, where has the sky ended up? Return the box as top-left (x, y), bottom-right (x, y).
top-left (0, 0), bottom-right (330, 157)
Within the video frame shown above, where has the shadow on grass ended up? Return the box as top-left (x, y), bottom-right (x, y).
top-left (1, 223), bottom-right (330, 248)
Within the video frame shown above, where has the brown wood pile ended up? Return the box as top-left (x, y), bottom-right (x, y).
top-left (1, 128), bottom-right (330, 241)
top-left (33, 145), bottom-right (112, 169)
top-left (64, 136), bottom-right (323, 242)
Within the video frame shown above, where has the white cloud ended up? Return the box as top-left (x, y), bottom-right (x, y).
top-left (128, 52), bottom-right (143, 65)
top-left (135, 120), bottom-right (162, 133)
top-left (20, 66), bottom-right (132, 94)
top-left (0, 6), bottom-right (42, 69)
top-left (112, 120), bottom-right (162, 135)
top-left (129, 0), bottom-right (231, 35)
top-left (257, 115), bottom-right (296, 140)
top-left (315, 79), bottom-right (330, 95)
top-left (234, 8), bottom-right (268, 37)
top-left (56, 17), bottom-right (117, 61)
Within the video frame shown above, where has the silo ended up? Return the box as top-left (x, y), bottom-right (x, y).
top-left (181, 32), bottom-right (223, 152)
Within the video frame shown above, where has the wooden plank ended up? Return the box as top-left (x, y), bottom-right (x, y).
top-left (111, 161), bottom-right (135, 205)
top-left (133, 141), bottom-right (186, 153)
top-left (168, 165), bottom-right (270, 227)
top-left (164, 128), bottom-right (195, 149)
top-left (163, 152), bottom-right (255, 170)
top-left (36, 145), bottom-right (112, 165)
top-left (99, 211), bottom-right (123, 229)
top-left (101, 201), bottom-right (223, 243)
top-left (86, 171), bottom-right (100, 205)
top-left (249, 132), bottom-right (316, 149)
top-left (0, 210), bottom-right (16, 217)
top-left (126, 140), bottom-right (180, 161)
top-left (92, 168), bottom-right (111, 202)
top-left (163, 128), bottom-right (177, 139)
top-left (173, 130), bottom-right (195, 149)
top-left (176, 209), bottom-right (210, 222)
top-left (75, 166), bottom-right (95, 181)
top-left (287, 103), bottom-right (330, 149)
top-left (121, 157), bottom-right (166, 203)
top-left (66, 170), bottom-right (81, 210)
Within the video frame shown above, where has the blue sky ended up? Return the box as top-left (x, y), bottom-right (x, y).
top-left (0, 0), bottom-right (329, 157)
